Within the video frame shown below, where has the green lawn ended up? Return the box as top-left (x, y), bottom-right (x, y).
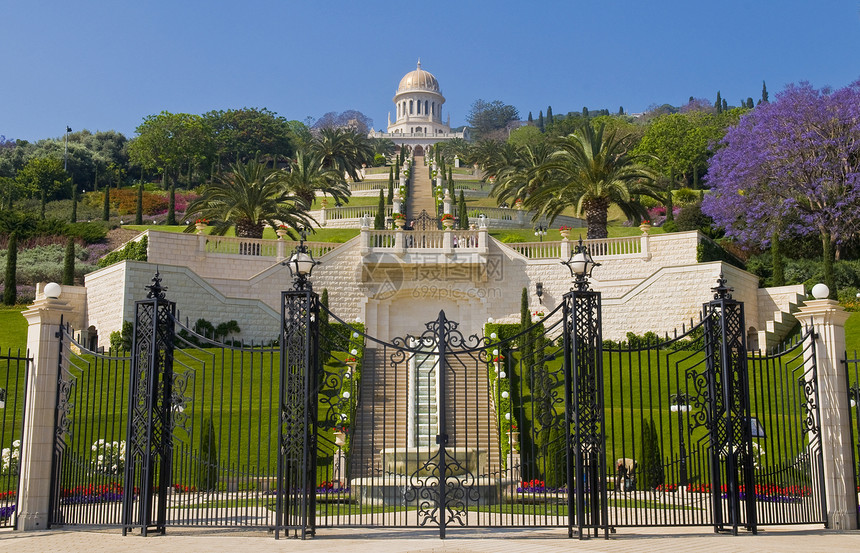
top-left (0, 307), bottom-right (27, 352)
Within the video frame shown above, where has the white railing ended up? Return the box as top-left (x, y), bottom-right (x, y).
top-left (320, 205), bottom-right (394, 220)
top-left (508, 242), bottom-right (562, 259)
top-left (205, 235), bottom-right (280, 257)
top-left (349, 181), bottom-right (388, 191)
top-left (203, 235), bottom-right (337, 259)
top-left (362, 229), bottom-right (484, 251)
top-left (508, 235), bottom-right (644, 259)
top-left (586, 236), bottom-right (643, 257)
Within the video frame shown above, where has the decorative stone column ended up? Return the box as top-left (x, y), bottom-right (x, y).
top-left (794, 288), bottom-right (858, 530)
top-left (359, 215), bottom-right (371, 255)
top-left (17, 292), bottom-right (75, 530)
top-left (319, 204), bottom-right (327, 227)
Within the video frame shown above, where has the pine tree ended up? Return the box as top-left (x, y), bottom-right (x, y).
top-left (528, 111), bottom-right (533, 124)
top-left (102, 184), bottom-right (110, 221)
top-left (761, 80), bottom-right (769, 103)
top-left (71, 185), bottom-right (78, 223)
top-left (3, 232), bottom-right (17, 305)
top-left (373, 189), bottom-right (385, 230)
top-left (538, 111), bottom-right (545, 132)
top-left (546, 106), bottom-right (554, 125)
top-left (62, 236), bottom-right (75, 286)
top-left (135, 182), bottom-right (144, 225)
top-left (167, 184), bottom-right (176, 225)
top-left (197, 417), bottom-right (219, 491)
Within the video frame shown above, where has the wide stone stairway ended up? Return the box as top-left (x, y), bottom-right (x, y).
top-left (406, 155), bottom-right (436, 219)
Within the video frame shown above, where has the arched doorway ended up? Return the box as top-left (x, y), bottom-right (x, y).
top-left (414, 145), bottom-right (425, 156)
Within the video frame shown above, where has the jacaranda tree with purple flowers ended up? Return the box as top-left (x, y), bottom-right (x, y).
top-left (703, 81), bottom-right (860, 296)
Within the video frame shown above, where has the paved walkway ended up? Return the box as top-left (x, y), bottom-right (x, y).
top-left (2, 525), bottom-right (859, 553)
top-left (407, 156), bottom-right (436, 219)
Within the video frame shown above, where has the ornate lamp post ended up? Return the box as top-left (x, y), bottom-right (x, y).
top-left (560, 237), bottom-right (607, 538)
top-left (282, 229), bottom-right (320, 291)
top-left (534, 224), bottom-right (547, 242)
top-left (562, 237), bottom-right (601, 291)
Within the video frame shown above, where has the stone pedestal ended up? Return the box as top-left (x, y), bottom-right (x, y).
top-left (18, 297), bottom-right (75, 530)
top-left (795, 298), bottom-right (858, 529)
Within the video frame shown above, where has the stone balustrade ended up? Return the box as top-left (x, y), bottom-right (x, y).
top-left (508, 235), bottom-right (648, 260)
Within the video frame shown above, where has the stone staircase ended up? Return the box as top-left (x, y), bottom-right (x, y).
top-left (756, 290), bottom-right (806, 352)
top-left (350, 347), bottom-right (500, 479)
top-left (406, 155), bottom-right (436, 219)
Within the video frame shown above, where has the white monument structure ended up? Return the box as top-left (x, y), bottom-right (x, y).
top-left (368, 61), bottom-right (468, 155)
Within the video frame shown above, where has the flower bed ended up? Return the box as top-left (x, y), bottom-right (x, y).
top-left (61, 482), bottom-right (125, 504)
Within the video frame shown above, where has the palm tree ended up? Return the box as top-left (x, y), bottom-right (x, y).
top-left (311, 128), bottom-right (374, 182)
top-left (529, 123), bottom-right (659, 239)
top-left (184, 158), bottom-right (313, 239)
top-left (283, 151), bottom-right (350, 208)
top-left (488, 143), bottom-right (553, 208)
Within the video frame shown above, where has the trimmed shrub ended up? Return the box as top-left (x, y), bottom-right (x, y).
top-left (97, 236), bottom-right (147, 268)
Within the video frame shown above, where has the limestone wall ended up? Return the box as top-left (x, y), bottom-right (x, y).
top-left (757, 285), bottom-right (806, 325)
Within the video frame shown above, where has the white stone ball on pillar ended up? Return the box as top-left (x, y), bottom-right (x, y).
top-left (812, 283), bottom-right (830, 299)
top-left (44, 282), bottom-right (62, 299)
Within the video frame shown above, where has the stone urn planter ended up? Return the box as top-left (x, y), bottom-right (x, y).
top-left (442, 218), bottom-right (455, 229)
top-left (560, 229), bottom-right (571, 240)
top-left (394, 218), bottom-right (406, 229)
top-left (508, 430), bottom-right (520, 447)
top-left (639, 223), bottom-right (652, 235)
top-left (195, 222), bottom-right (207, 234)
top-left (334, 431), bottom-right (347, 447)
top-left (276, 228), bottom-right (288, 239)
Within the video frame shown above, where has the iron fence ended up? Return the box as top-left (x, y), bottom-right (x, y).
top-left (0, 347), bottom-right (29, 529)
top-left (843, 351), bottom-right (860, 529)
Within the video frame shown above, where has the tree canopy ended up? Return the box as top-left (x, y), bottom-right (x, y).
top-left (467, 99), bottom-right (519, 140)
top-left (702, 80), bottom-right (860, 294)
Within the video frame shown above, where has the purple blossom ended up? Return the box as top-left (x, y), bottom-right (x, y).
top-left (703, 81), bottom-right (860, 247)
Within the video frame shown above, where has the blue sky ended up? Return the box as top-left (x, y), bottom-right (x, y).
top-left (2, 0), bottom-right (859, 142)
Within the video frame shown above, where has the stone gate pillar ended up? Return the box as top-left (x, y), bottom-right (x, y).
top-left (795, 289), bottom-right (858, 530)
top-left (17, 290), bottom-right (74, 530)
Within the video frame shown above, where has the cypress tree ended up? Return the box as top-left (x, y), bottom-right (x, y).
top-left (638, 419), bottom-right (664, 489)
top-left (71, 184), bottom-right (78, 223)
top-left (3, 232), bottom-right (17, 305)
top-left (62, 236), bottom-right (75, 286)
top-left (458, 190), bottom-right (469, 229)
top-left (448, 167), bottom-right (453, 185)
top-left (715, 91), bottom-right (723, 114)
top-left (772, 229), bottom-right (785, 287)
top-left (545, 423), bottom-right (565, 488)
top-left (519, 287), bottom-right (533, 384)
top-left (387, 166), bottom-right (394, 204)
top-left (582, 106), bottom-right (589, 117)
top-left (618, 106), bottom-right (624, 115)
top-left (546, 106), bottom-right (553, 125)
top-left (761, 80), bottom-right (769, 103)
top-left (527, 111), bottom-right (533, 124)
top-left (373, 189), bottom-right (385, 230)
top-left (722, 98), bottom-right (728, 113)
top-left (320, 288), bottom-right (331, 361)
top-left (102, 184), bottom-right (110, 221)
top-left (746, 97), bottom-right (754, 109)
top-left (135, 182), bottom-right (144, 225)
top-left (538, 111), bottom-right (545, 132)
top-left (197, 417), bottom-right (219, 491)
top-left (167, 184), bottom-right (176, 225)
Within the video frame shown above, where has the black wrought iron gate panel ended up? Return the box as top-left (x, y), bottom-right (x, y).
top-left (0, 347), bottom-right (30, 529)
top-left (316, 304), bottom-right (575, 536)
top-left (51, 326), bottom-right (131, 528)
top-left (746, 329), bottom-right (825, 526)
top-left (846, 353), bottom-right (860, 530)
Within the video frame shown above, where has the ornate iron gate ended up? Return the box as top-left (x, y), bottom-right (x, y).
top-left (51, 324), bottom-right (131, 528)
top-left (0, 347), bottom-right (29, 529)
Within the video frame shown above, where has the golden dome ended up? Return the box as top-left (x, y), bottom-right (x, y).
top-left (397, 61), bottom-right (440, 93)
